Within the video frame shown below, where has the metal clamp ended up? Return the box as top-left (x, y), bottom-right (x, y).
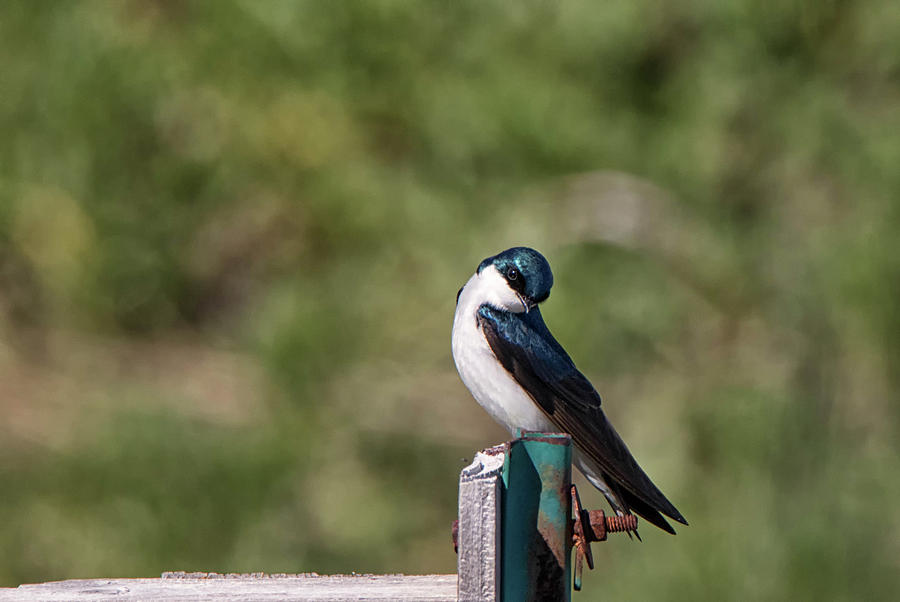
top-left (570, 484), bottom-right (638, 591)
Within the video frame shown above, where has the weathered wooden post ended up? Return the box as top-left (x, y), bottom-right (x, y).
top-left (458, 443), bottom-right (505, 600)
top-left (458, 432), bottom-right (573, 601)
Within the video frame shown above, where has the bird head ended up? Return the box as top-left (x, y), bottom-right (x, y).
top-left (471, 247), bottom-right (554, 313)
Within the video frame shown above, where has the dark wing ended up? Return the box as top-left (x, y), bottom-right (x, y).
top-left (477, 305), bottom-right (688, 532)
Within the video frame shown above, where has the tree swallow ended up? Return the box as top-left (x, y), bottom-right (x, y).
top-left (452, 247), bottom-right (687, 534)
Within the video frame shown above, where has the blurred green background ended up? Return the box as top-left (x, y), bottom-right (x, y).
top-left (1, 1), bottom-right (899, 599)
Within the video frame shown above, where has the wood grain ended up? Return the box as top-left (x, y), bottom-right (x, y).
top-left (456, 444), bottom-right (506, 602)
top-left (0, 573), bottom-right (457, 601)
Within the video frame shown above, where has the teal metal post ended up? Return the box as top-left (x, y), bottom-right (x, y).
top-left (501, 431), bottom-right (572, 601)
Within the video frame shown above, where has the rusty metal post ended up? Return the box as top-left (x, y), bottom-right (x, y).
top-left (501, 431), bottom-right (572, 602)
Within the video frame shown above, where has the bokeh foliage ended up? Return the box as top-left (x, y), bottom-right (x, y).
top-left (1, 1), bottom-right (899, 599)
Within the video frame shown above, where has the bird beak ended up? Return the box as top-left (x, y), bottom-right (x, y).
top-left (517, 294), bottom-right (532, 313)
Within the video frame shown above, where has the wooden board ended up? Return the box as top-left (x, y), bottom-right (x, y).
top-left (0, 573), bottom-right (457, 601)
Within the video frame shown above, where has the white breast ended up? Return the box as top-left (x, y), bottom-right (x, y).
top-left (451, 267), bottom-right (555, 435)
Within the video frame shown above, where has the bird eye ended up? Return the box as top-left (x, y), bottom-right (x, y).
top-left (507, 268), bottom-right (518, 281)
